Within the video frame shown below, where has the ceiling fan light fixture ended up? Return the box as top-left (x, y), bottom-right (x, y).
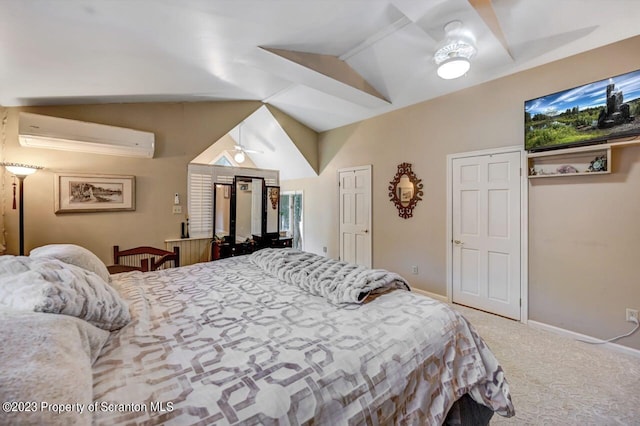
top-left (434, 20), bottom-right (476, 80)
top-left (234, 151), bottom-right (246, 164)
top-left (437, 57), bottom-right (471, 79)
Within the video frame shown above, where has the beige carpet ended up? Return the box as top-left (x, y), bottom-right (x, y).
top-left (451, 304), bottom-right (640, 425)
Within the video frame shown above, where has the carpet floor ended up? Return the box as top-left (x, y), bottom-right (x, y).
top-left (451, 304), bottom-right (640, 425)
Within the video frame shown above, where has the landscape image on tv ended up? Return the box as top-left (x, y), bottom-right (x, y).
top-left (525, 69), bottom-right (640, 152)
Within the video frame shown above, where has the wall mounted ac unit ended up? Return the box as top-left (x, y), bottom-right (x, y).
top-left (18, 112), bottom-right (155, 158)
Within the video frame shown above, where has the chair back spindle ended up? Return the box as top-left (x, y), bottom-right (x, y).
top-left (112, 245), bottom-right (180, 272)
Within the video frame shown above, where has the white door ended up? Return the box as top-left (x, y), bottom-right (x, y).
top-left (452, 152), bottom-right (521, 320)
top-left (339, 166), bottom-right (372, 267)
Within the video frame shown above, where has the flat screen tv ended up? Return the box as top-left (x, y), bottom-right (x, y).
top-left (524, 68), bottom-right (640, 152)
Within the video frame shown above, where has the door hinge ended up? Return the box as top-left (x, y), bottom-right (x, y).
top-left (520, 168), bottom-right (522, 177)
top-left (519, 298), bottom-right (522, 307)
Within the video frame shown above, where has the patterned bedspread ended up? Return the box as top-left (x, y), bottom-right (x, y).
top-left (93, 253), bottom-right (513, 425)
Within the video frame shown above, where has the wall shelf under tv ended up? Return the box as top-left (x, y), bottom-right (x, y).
top-left (527, 144), bottom-right (611, 178)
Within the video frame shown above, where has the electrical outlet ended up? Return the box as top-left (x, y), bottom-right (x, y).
top-left (626, 308), bottom-right (639, 323)
top-left (172, 205), bottom-right (182, 214)
top-left (411, 265), bottom-right (418, 275)
top-left (323, 246), bottom-right (327, 253)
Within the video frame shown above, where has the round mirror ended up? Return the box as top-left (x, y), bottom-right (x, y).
top-left (388, 163), bottom-right (423, 219)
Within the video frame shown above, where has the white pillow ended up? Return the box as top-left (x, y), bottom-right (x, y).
top-left (0, 256), bottom-right (130, 331)
top-left (30, 244), bottom-right (110, 282)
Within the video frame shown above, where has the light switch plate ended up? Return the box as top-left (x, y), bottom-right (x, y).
top-left (172, 205), bottom-right (182, 214)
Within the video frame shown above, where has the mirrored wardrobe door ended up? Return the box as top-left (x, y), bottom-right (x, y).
top-left (214, 184), bottom-right (231, 240)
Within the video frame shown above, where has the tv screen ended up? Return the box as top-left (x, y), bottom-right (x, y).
top-left (525, 69), bottom-right (640, 152)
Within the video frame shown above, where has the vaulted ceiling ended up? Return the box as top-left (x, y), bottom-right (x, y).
top-left (2, 0), bottom-right (639, 133)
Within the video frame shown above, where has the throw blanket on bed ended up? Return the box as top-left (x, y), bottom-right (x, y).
top-left (250, 248), bottom-right (410, 304)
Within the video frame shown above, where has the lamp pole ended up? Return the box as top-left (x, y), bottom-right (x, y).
top-left (17, 175), bottom-right (26, 255)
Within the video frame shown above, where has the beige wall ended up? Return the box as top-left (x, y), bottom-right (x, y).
top-left (2, 101), bottom-right (262, 262)
top-left (282, 35), bottom-right (640, 350)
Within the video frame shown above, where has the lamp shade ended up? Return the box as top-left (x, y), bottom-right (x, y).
top-left (234, 151), bottom-right (246, 163)
top-left (1, 162), bottom-right (43, 177)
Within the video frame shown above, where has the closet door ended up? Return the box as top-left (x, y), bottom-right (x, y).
top-left (339, 165), bottom-right (372, 268)
top-left (451, 152), bottom-right (521, 320)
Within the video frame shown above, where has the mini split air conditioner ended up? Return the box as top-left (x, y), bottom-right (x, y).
top-left (18, 112), bottom-right (155, 158)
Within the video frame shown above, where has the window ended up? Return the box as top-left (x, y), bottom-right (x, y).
top-left (280, 190), bottom-right (303, 250)
top-left (213, 155), bottom-right (233, 166)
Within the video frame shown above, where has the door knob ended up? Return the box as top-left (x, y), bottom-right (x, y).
top-left (453, 240), bottom-right (463, 245)
top-left (363, 229), bottom-right (369, 233)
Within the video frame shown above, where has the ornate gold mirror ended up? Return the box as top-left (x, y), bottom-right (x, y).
top-left (388, 163), bottom-right (423, 219)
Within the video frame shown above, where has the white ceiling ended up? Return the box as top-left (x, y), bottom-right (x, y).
top-left (1, 0), bottom-right (639, 132)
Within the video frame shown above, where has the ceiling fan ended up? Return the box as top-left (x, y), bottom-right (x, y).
top-left (233, 122), bottom-right (263, 163)
top-left (428, 0), bottom-right (513, 79)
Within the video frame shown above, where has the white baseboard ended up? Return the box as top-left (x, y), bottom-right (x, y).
top-left (410, 287), bottom-right (448, 303)
top-left (528, 320), bottom-right (640, 359)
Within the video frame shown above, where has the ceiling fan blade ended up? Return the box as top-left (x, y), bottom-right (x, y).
top-left (468, 0), bottom-right (514, 60)
top-left (234, 144), bottom-right (262, 154)
top-left (243, 148), bottom-right (263, 154)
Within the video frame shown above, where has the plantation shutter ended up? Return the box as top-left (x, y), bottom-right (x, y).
top-left (188, 164), bottom-right (214, 238)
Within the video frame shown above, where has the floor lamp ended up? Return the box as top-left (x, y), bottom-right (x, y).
top-left (2, 162), bottom-right (43, 255)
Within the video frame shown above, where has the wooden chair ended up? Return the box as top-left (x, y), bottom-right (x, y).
top-left (109, 245), bottom-right (180, 274)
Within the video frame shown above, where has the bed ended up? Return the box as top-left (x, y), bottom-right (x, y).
top-left (0, 245), bottom-right (514, 425)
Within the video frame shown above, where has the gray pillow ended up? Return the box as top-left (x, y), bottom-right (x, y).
top-left (0, 256), bottom-right (130, 331)
top-left (30, 244), bottom-right (110, 283)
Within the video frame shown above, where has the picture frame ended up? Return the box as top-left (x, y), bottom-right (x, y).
top-left (54, 173), bottom-right (136, 213)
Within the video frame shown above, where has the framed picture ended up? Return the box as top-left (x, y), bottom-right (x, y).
top-left (54, 173), bottom-right (135, 213)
